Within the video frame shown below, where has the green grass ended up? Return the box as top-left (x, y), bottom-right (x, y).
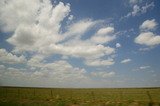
top-left (0, 87), bottom-right (160, 106)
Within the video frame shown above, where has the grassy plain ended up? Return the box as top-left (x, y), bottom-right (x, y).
top-left (0, 87), bottom-right (160, 106)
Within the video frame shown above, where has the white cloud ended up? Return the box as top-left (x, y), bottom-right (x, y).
top-left (0, 0), bottom-right (118, 87)
top-left (2, 0), bottom-right (115, 61)
top-left (64, 19), bottom-right (99, 38)
top-left (42, 41), bottom-right (115, 59)
top-left (132, 5), bottom-right (141, 16)
top-left (116, 43), bottom-right (121, 48)
top-left (1, 60), bottom-right (89, 87)
top-left (1, 64), bottom-right (120, 87)
top-left (121, 58), bottom-right (131, 63)
top-left (91, 27), bottom-right (116, 44)
top-left (0, 65), bottom-right (5, 76)
top-left (132, 65), bottom-right (151, 72)
top-left (68, 15), bottom-right (74, 21)
top-left (139, 47), bottom-right (153, 51)
top-left (4, 68), bottom-right (27, 78)
top-left (141, 2), bottom-right (154, 13)
top-left (91, 71), bottom-right (115, 78)
top-left (0, 65), bottom-right (5, 70)
top-left (140, 19), bottom-right (157, 31)
top-left (6, 1), bottom-right (70, 53)
top-left (91, 35), bottom-right (115, 44)
top-left (85, 58), bottom-right (115, 66)
top-left (27, 55), bottom-right (45, 68)
top-left (124, 2), bottom-right (154, 18)
top-left (91, 36), bottom-right (115, 44)
top-left (135, 19), bottom-right (160, 47)
top-left (135, 32), bottom-right (160, 46)
top-left (7, 24), bottom-right (37, 47)
top-left (0, 48), bottom-right (26, 64)
top-left (0, 0), bottom-right (40, 32)
top-left (140, 66), bottom-right (150, 69)
top-left (96, 27), bottom-right (114, 35)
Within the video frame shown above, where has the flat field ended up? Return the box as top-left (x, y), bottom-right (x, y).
top-left (0, 87), bottom-right (160, 106)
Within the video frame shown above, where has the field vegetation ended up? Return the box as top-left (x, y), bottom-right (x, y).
top-left (0, 87), bottom-right (160, 106)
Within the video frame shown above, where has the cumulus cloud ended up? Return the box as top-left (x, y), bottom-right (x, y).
top-left (135, 32), bottom-right (160, 46)
top-left (0, 60), bottom-right (89, 87)
top-left (0, 64), bottom-right (5, 69)
top-left (27, 55), bottom-right (45, 68)
top-left (1, 0), bottom-right (115, 60)
top-left (0, 48), bottom-right (26, 64)
top-left (96, 27), bottom-right (114, 35)
top-left (5, 1), bottom-right (71, 53)
top-left (135, 19), bottom-right (160, 47)
top-left (91, 27), bottom-right (116, 44)
top-left (41, 40), bottom-right (115, 59)
top-left (64, 19), bottom-right (99, 38)
top-left (0, 0), bottom-right (118, 87)
top-left (140, 19), bottom-right (157, 31)
top-left (68, 15), bottom-right (74, 21)
top-left (7, 24), bottom-right (37, 48)
top-left (85, 58), bottom-right (115, 66)
top-left (121, 58), bottom-right (131, 63)
top-left (91, 71), bottom-right (115, 78)
top-left (116, 43), bottom-right (121, 48)
top-left (0, 65), bottom-right (5, 76)
top-left (0, 0), bottom-right (40, 32)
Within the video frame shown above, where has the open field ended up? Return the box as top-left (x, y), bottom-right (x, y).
top-left (0, 87), bottom-right (160, 106)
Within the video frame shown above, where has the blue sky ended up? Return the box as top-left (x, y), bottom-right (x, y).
top-left (0, 0), bottom-right (160, 88)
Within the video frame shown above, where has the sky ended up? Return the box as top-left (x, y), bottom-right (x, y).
top-left (0, 0), bottom-right (160, 88)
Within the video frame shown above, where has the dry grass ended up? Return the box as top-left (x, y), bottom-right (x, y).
top-left (0, 87), bottom-right (160, 106)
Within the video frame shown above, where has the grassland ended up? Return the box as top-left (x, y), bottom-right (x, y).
top-left (0, 87), bottom-right (160, 106)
